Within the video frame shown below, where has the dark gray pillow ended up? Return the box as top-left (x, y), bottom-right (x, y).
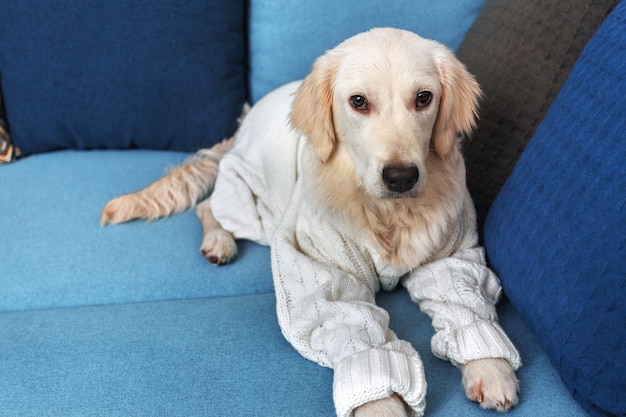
top-left (456, 0), bottom-right (619, 227)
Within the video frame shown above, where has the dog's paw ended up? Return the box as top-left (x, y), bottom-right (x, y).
top-left (200, 229), bottom-right (237, 265)
top-left (354, 394), bottom-right (408, 417)
top-left (462, 358), bottom-right (519, 412)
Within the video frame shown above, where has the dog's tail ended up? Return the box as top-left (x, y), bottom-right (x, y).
top-left (100, 137), bottom-right (235, 225)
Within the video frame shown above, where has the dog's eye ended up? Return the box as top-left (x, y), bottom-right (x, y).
top-left (350, 95), bottom-right (368, 111)
top-left (415, 91), bottom-right (432, 108)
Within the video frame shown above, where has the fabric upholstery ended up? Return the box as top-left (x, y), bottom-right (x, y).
top-left (0, 291), bottom-right (586, 416)
top-left (0, 147), bottom-right (588, 416)
top-left (248, 0), bottom-right (486, 102)
top-left (0, 2), bottom-right (610, 415)
top-left (0, 150), bottom-right (272, 311)
top-left (484, 3), bottom-right (626, 415)
top-left (0, 0), bottom-right (246, 154)
top-left (456, 0), bottom-right (619, 226)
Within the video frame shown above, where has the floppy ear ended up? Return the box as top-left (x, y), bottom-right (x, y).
top-left (290, 53), bottom-right (338, 163)
top-left (431, 49), bottom-right (482, 159)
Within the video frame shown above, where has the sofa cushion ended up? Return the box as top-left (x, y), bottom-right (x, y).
top-left (0, 292), bottom-right (586, 416)
top-left (484, 3), bottom-right (626, 416)
top-left (0, 150), bottom-right (273, 311)
top-left (248, 0), bottom-right (486, 102)
top-left (0, 0), bottom-right (246, 154)
top-left (456, 0), bottom-right (619, 226)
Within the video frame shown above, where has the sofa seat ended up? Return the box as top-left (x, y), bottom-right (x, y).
top-left (0, 150), bottom-right (586, 416)
top-left (1, 150), bottom-right (273, 311)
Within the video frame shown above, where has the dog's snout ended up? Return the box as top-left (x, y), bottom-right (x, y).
top-left (382, 165), bottom-right (419, 193)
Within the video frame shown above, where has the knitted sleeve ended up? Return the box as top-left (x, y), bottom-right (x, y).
top-left (270, 193), bottom-right (428, 417)
top-left (403, 218), bottom-right (521, 370)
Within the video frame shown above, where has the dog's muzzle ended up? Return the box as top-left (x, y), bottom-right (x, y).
top-left (382, 164), bottom-right (419, 194)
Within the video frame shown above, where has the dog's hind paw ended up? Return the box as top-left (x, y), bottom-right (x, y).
top-left (200, 229), bottom-right (237, 265)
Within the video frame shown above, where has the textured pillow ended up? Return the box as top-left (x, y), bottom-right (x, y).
top-left (484, 3), bottom-right (626, 416)
top-left (248, 0), bottom-right (486, 103)
top-left (456, 0), bottom-right (619, 227)
top-left (0, 0), bottom-right (246, 154)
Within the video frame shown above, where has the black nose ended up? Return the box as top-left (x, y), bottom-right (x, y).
top-left (382, 165), bottom-right (419, 193)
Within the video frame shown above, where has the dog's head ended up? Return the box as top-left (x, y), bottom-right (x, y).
top-left (291, 28), bottom-right (481, 199)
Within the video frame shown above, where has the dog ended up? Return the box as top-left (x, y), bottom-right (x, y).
top-left (101, 28), bottom-right (521, 417)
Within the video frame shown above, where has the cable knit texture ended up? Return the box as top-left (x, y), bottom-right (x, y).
top-left (211, 82), bottom-right (520, 417)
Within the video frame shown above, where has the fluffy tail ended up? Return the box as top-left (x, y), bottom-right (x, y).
top-left (100, 137), bottom-right (234, 225)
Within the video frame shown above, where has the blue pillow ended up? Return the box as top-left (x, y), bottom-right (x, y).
top-left (0, 0), bottom-right (246, 154)
top-left (248, 0), bottom-right (486, 102)
top-left (484, 3), bottom-right (626, 416)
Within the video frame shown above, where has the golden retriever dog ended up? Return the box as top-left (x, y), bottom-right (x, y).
top-left (102, 28), bottom-right (520, 417)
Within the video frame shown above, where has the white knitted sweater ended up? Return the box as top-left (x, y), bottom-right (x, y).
top-left (211, 82), bottom-right (521, 417)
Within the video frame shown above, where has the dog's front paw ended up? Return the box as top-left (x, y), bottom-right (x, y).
top-left (462, 358), bottom-right (519, 412)
top-left (354, 394), bottom-right (407, 417)
top-left (200, 228), bottom-right (237, 265)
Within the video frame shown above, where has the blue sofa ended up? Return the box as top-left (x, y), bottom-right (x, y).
top-left (1, 1), bottom-right (624, 416)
